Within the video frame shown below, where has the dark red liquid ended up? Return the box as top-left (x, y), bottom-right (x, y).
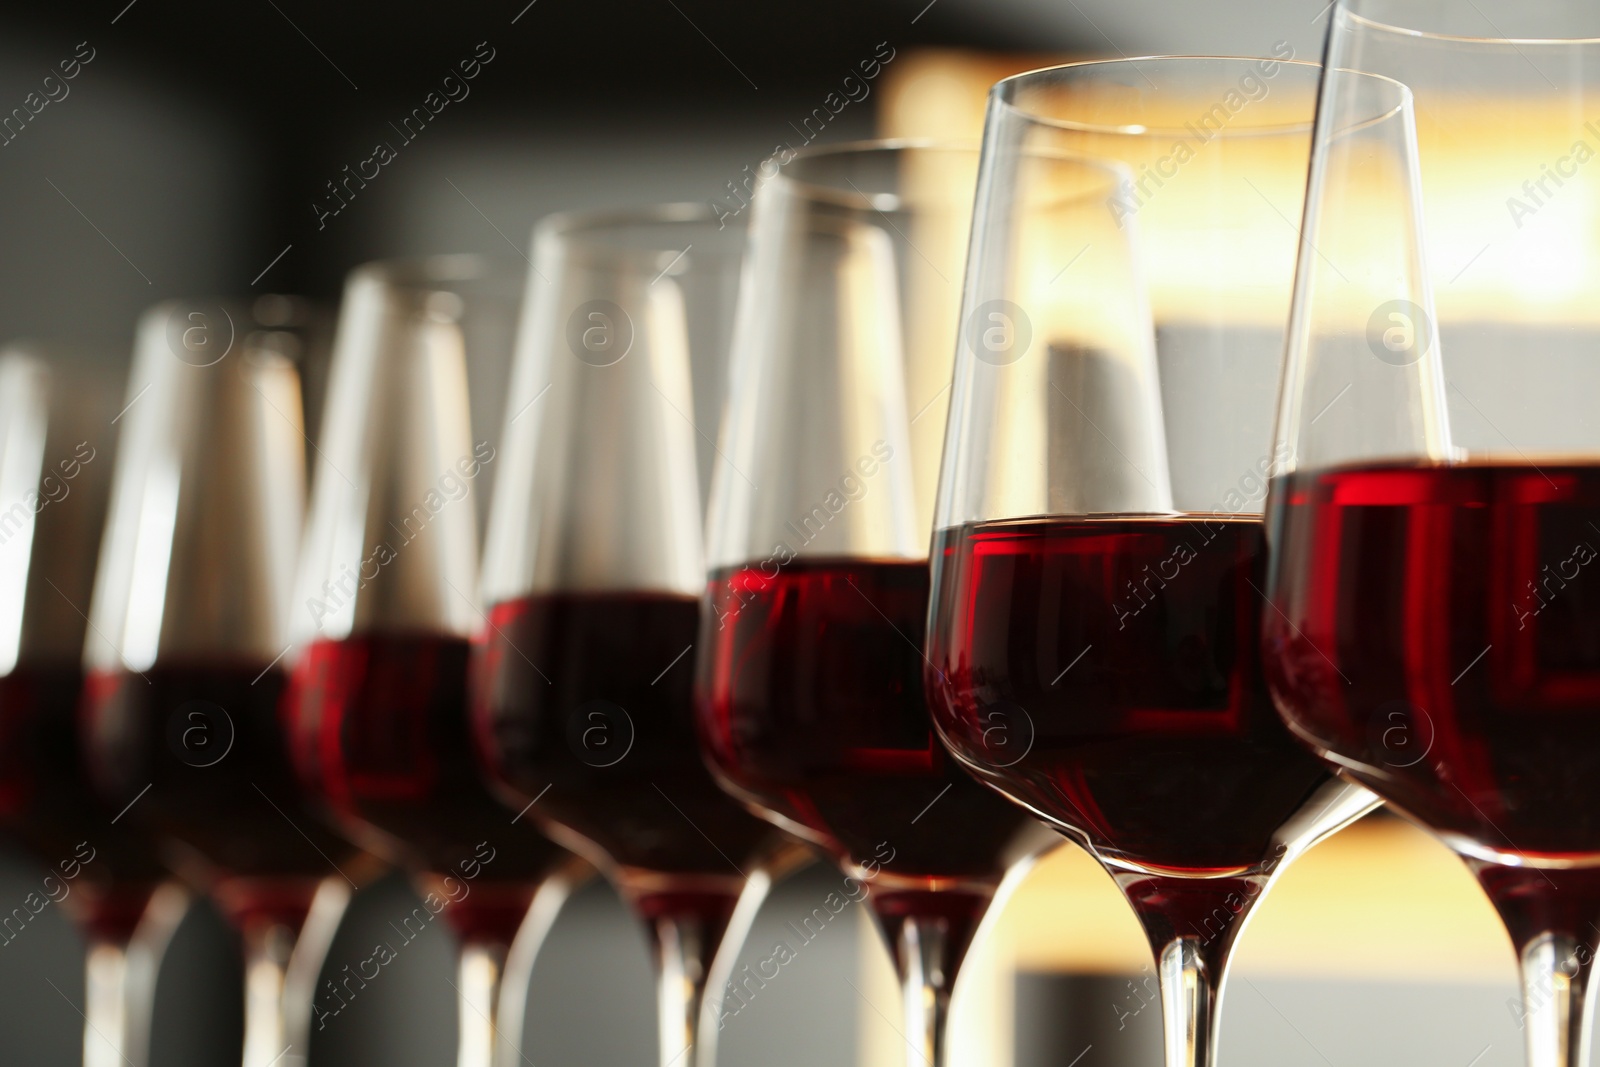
top-left (697, 558), bottom-right (1044, 898)
top-left (0, 663), bottom-right (166, 941)
top-left (286, 633), bottom-right (570, 944)
top-left (473, 592), bottom-right (778, 912)
top-left (83, 661), bottom-right (367, 930)
top-left (927, 516), bottom-right (1338, 876)
top-left (1265, 461), bottom-right (1600, 864)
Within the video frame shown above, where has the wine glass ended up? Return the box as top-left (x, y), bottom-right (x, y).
top-left (1264, 5), bottom-right (1600, 1064)
top-left (81, 297), bottom-right (375, 1067)
top-left (694, 141), bottom-right (1059, 1067)
top-left (471, 204), bottom-right (798, 1067)
top-left (0, 340), bottom-right (180, 1067)
top-left (924, 58), bottom-right (1381, 1067)
top-left (284, 255), bottom-right (586, 1067)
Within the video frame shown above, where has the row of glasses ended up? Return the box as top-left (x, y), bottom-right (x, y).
top-left (9, 9), bottom-right (1600, 1063)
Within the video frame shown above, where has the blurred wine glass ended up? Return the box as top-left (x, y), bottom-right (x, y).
top-left (285, 255), bottom-right (586, 1067)
top-left (472, 205), bottom-right (800, 1067)
top-left (695, 141), bottom-right (1059, 1067)
top-left (0, 340), bottom-right (179, 1067)
top-left (81, 296), bottom-right (375, 1067)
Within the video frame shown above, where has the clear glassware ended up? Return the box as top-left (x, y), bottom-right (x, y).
top-left (80, 297), bottom-right (375, 1067)
top-left (470, 205), bottom-right (800, 1067)
top-left (0, 341), bottom-right (179, 1067)
top-left (923, 58), bottom-right (1381, 1067)
top-left (694, 141), bottom-right (1060, 1067)
top-left (1264, 5), bottom-right (1600, 1065)
top-left (284, 255), bottom-right (588, 1067)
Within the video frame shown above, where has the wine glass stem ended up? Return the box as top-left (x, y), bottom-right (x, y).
top-left (896, 914), bottom-right (953, 1067)
top-left (456, 939), bottom-right (509, 1067)
top-left (84, 938), bottom-right (131, 1067)
top-left (241, 923), bottom-right (296, 1067)
top-left (1518, 932), bottom-right (1597, 1067)
top-left (651, 914), bottom-right (715, 1067)
top-left (1155, 935), bottom-right (1218, 1067)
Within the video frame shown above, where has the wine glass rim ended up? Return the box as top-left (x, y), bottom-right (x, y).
top-left (992, 55), bottom-right (1324, 138)
top-left (772, 136), bottom-right (1129, 210)
top-left (535, 201), bottom-right (730, 243)
top-left (1342, 7), bottom-right (1600, 45)
top-left (348, 252), bottom-right (523, 289)
top-left (139, 294), bottom-right (321, 331)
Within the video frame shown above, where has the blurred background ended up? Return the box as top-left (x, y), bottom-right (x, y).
top-left (0, 0), bottom-right (1552, 1064)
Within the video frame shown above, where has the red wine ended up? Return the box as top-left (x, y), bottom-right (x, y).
top-left (0, 663), bottom-right (167, 941)
top-left (698, 558), bottom-right (1043, 892)
top-left (928, 516), bottom-right (1333, 875)
top-left (1265, 461), bottom-right (1600, 863)
top-left (83, 661), bottom-right (367, 929)
top-left (287, 633), bottom-right (570, 944)
top-left (473, 592), bottom-right (777, 910)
